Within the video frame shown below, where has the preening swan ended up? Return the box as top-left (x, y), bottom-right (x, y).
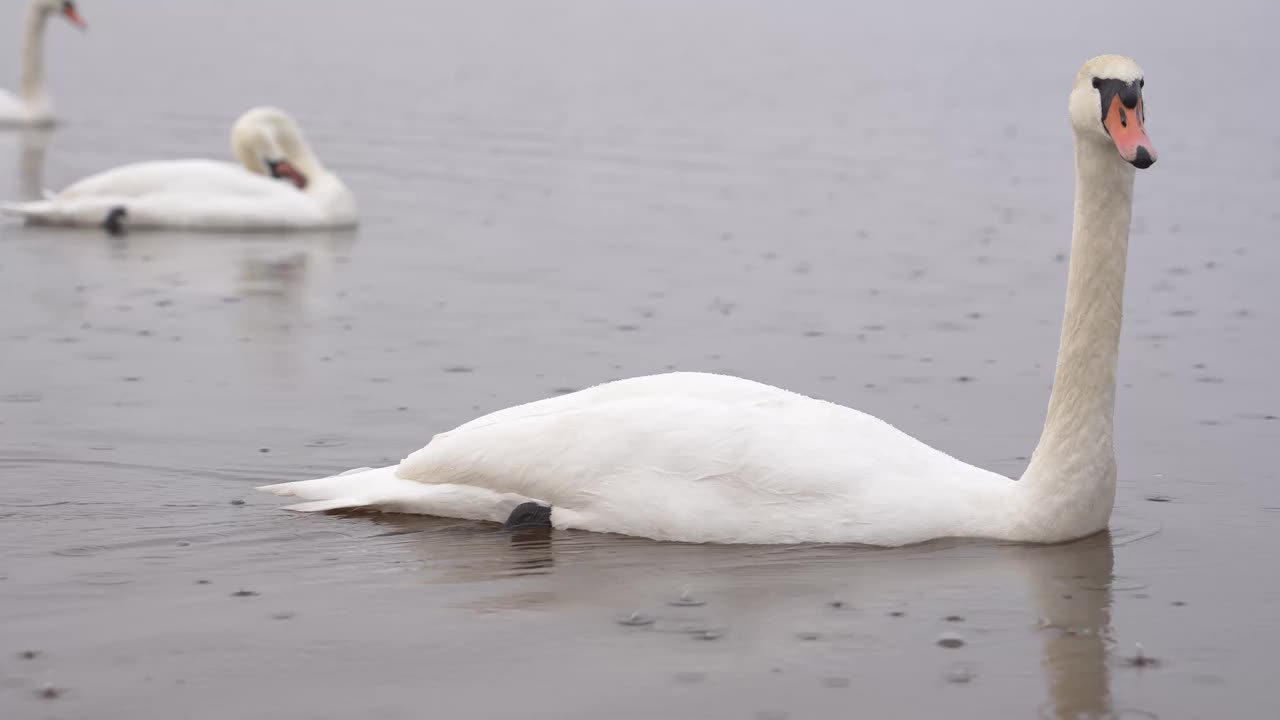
top-left (0, 0), bottom-right (85, 128)
top-left (1, 107), bottom-right (357, 230)
top-left (260, 56), bottom-right (1157, 546)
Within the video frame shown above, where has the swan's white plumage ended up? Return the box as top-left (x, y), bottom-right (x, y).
top-left (4, 160), bottom-right (350, 230)
top-left (258, 56), bottom-right (1154, 546)
top-left (263, 372), bottom-right (1022, 546)
top-left (0, 89), bottom-right (46, 127)
top-left (259, 466), bottom-right (538, 521)
top-left (1, 108), bottom-right (357, 230)
top-left (408, 373), bottom-right (1022, 544)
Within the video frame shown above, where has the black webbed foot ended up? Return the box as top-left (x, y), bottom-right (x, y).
top-left (103, 206), bottom-right (128, 236)
top-left (504, 501), bottom-right (552, 530)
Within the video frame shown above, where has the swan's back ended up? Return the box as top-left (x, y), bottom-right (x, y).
top-left (58, 160), bottom-right (295, 200)
top-left (450, 372), bottom-right (798, 432)
top-left (396, 373), bottom-right (1013, 544)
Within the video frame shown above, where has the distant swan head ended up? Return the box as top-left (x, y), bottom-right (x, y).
top-left (33, 0), bottom-right (87, 28)
top-left (1069, 55), bottom-right (1156, 169)
top-left (231, 107), bottom-right (323, 190)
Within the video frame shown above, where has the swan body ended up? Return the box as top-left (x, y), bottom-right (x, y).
top-left (264, 372), bottom-right (1027, 545)
top-left (260, 56), bottom-right (1157, 546)
top-left (1, 107), bottom-right (357, 230)
top-left (0, 0), bottom-right (85, 128)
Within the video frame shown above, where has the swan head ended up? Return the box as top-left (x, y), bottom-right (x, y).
top-left (1069, 55), bottom-right (1155, 169)
top-left (34, 0), bottom-right (87, 29)
top-left (230, 107), bottom-right (322, 190)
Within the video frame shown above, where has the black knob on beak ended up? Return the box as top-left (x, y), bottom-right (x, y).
top-left (1130, 146), bottom-right (1155, 169)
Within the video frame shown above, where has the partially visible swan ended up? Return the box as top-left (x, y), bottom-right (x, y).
top-left (260, 55), bottom-right (1157, 546)
top-left (1, 107), bottom-right (357, 231)
top-left (0, 0), bottom-right (85, 128)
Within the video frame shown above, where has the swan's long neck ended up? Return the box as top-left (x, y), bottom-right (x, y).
top-left (1017, 136), bottom-right (1135, 535)
top-left (19, 6), bottom-right (50, 106)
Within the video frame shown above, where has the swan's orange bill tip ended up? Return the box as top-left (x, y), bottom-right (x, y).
top-left (63, 6), bottom-right (86, 29)
top-left (1104, 96), bottom-right (1156, 168)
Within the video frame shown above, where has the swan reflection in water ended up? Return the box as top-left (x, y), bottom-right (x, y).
top-left (353, 511), bottom-right (1119, 718)
top-left (1023, 532), bottom-right (1116, 720)
top-left (0, 126), bottom-right (52, 203)
top-left (17, 126), bottom-right (51, 200)
top-left (34, 226), bottom-right (356, 377)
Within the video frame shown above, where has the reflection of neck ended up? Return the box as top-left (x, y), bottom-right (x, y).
top-left (20, 8), bottom-right (50, 104)
top-left (1023, 532), bottom-right (1115, 719)
top-left (1018, 136), bottom-right (1135, 537)
top-left (19, 129), bottom-right (50, 199)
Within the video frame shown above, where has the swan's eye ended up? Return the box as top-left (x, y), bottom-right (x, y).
top-left (1091, 77), bottom-right (1102, 89)
top-left (1138, 78), bottom-right (1145, 88)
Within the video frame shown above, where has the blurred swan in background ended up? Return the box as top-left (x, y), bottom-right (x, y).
top-left (0, 0), bottom-right (86, 128)
top-left (1, 107), bottom-right (357, 231)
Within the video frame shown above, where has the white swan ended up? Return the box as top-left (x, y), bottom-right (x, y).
top-left (259, 55), bottom-right (1157, 546)
top-left (1, 107), bottom-right (357, 230)
top-left (0, 0), bottom-right (85, 128)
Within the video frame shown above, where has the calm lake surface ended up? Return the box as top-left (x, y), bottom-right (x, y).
top-left (2, 1), bottom-right (1278, 718)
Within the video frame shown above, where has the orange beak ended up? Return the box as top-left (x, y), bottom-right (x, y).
top-left (63, 5), bottom-right (87, 29)
top-left (1103, 96), bottom-right (1155, 169)
top-left (268, 160), bottom-right (309, 190)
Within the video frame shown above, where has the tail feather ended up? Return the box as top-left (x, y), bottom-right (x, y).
top-left (258, 465), bottom-right (403, 501)
top-left (0, 200), bottom-right (51, 218)
top-left (257, 465), bottom-right (541, 523)
top-left (1, 197), bottom-right (131, 228)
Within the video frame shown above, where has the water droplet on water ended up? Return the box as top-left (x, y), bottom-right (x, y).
top-left (945, 663), bottom-right (977, 683)
top-left (1122, 642), bottom-right (1162, 668)
top-left (617, 612), bottom-right (655, 627)
top-left (669, 589), bottom-right (706, 607)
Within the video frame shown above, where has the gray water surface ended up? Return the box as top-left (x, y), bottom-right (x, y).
top-left (1, 1), bottom-right (1278, 718)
